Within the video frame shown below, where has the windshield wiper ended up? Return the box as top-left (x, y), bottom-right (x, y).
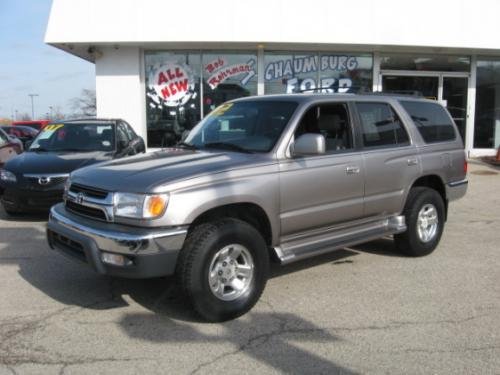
top-left (175, 141), bottom-right (198, 150)
top-left (203, 142), bottom-right (253, 154)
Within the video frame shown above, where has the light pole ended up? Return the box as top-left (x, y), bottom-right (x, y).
top-left (28, 94), bottom-right (39, 120)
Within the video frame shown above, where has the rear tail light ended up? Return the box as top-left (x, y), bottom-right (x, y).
top-left (464, 159), bottom-right (468, 174)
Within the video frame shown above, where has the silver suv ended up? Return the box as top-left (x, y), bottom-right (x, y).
top-left (46, 94), bottom-right (468, 321)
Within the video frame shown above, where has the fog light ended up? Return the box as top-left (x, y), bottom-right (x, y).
top-left (101, 252), bottom-right (132, 267)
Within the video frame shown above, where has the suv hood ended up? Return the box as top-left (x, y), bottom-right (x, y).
top-left (70, 149), bottom-right (273, 193)
top-left (5, 151), bottom-right (113, 176)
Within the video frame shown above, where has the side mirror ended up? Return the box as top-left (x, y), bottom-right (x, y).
top-left (291, 134), bottom-right (325, 157)
top-left (25, 140), bottom-right (33, 149)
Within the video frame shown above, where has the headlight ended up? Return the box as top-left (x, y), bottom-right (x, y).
top-left (0, 169), bottom-right (16, 183)
top-left (113, 192), bottom-right (168, 219)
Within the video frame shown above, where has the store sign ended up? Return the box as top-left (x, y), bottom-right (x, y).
top-left (204, 57), bottom-right (256, 89)
top-left (148, 61), bottom-right (196, 107)
top-left (265, 55), bottom-right (360, 93)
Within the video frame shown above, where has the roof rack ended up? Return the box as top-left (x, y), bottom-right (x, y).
top-left (365, 90), bottom-right (423, 97)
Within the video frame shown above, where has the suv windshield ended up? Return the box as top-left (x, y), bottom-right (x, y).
top-left (29, 123), bottom-right (115, 152)
top-left (184, 101), bottom-right (298, 153)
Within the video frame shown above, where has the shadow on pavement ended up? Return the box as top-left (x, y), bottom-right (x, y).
top-left (119, 311), bottom-right (358, 374)
top-left (0, 205), bottom-right (49, 222)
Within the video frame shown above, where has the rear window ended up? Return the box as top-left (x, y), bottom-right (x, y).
top-left (356, 102), bottom-right (410, 148)
top-left (400, 101), bottom-right (456, 143)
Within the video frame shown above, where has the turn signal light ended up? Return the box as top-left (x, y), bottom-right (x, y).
top-left (145, 195), bottom-right (167, 218)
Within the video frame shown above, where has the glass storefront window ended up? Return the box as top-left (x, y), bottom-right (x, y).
top-left (145, 50), bottom-right (373, 147)
top-left (474, 59), bottom-right (500, 149)
top-left (264, 53), bottom-right (318, 94)
top-left (145, 51), bottom-right (202, 147)
top-left (202, 52), bottom-right (258, 115)
top-left (264, 52), bottom-right (372, 94)
top-left (319, 53), bottom-right (372, 93)
top-left (381, 53), bottom-right (470, 72)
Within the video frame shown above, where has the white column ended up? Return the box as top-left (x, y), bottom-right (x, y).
top-left (257, 46), bottom-right (265, 95)
top-left (95, 46), bottom-right (147, 142)
top-left (466, 55), bottom-right (477, 156)
top-left (372, 52), bottom-right (381, 92)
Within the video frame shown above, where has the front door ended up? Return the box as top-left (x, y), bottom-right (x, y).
top-left (279, 102), bottom-right (364, 238)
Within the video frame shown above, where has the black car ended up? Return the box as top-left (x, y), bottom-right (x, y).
top-left (1, 125), bottom-right (39, 148)
top-left (0, 118), bottom-right (145, 214)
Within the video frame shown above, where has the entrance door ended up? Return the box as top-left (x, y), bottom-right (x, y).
top-left (381, 73), bottom-right (469, 144)
top-left (442, 77), bottom-right (468, 141)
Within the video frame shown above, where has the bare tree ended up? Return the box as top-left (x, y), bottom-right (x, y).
top-left (49, 106), bottom-right (66, 121)
top-left (71, 89), bottom-right (96, 117)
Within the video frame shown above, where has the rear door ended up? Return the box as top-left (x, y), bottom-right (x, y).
top-left (279, 101), bottom-right (365, 237)
top-left (354, 101), bottom-right (419, 217)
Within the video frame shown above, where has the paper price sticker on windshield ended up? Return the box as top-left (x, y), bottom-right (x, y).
top-left (43, 124), bottom-right (64, 132)
top-left (210, 103), bottom-right (233, 117)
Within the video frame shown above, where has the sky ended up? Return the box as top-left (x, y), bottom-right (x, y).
top-left (0, 0), bottom-right (95, 120)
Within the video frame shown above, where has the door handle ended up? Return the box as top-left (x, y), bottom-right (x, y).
top-left (346, 166), bottom-right (360, 175)
top-left (407, 157), bottom-right (418, 166)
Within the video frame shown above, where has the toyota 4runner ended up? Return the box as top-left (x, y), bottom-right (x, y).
top-left (46, 94), bottom-right (468, 322)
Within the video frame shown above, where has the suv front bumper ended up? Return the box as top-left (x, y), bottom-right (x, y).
top-left (47, 203), bottom-right (188, 278)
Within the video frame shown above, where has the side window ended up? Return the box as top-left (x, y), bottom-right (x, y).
top-left (295, 103), bottom-right (353, 152)
top-left (356, 102), bottom-right (409, 148)
top-left (400, 101), bottom-right (457, 143)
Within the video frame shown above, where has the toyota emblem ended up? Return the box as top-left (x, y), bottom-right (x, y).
top-left (76, 193), bottom-right (85, 204)
top-left (38, 177), bottom-right (51, 185)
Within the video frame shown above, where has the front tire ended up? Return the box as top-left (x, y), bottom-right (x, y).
top-left (176, 218), bottom-right (269, 322)
top-left (395, 187), bottom-right (445, 257)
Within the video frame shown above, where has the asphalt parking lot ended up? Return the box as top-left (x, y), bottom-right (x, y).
top-left (0, 161), bottom-right (499, 375)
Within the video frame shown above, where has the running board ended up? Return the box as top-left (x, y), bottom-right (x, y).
top-left (274, 215), bottom-right (406, 264)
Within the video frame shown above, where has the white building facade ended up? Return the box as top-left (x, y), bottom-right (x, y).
top-left (45, 0), bottom-right (500, 156)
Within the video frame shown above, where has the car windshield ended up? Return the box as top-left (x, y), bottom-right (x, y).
top-left (184, 101), bottom-right (298, 153)
top-left (29, 123), bottom-right (115, 152)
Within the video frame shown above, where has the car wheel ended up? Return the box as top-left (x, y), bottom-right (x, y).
top-left (395, 187), bottom-right (445, 257)
top-left (176, 218), bottom-right (269, 322)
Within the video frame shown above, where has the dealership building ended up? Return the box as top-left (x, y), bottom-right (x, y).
top-left (45, 0), bottom-right (500, 156)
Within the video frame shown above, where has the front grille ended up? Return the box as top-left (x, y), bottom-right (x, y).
top-left (49, 230), bottom-right (87, 263)
top-left (69, 183), bottom-right (109, 199)
top-left (25, 176), bottom-right (67, 187)
top-left (66, 200), bottom-right (107, 221)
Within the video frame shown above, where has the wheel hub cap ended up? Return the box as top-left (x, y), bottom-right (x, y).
top-left (208, 244), bottom-right (254, 301)
top-left (417, 204), bottom-right (439, 243)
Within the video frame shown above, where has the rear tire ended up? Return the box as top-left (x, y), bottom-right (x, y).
top-left (395, 187), bottom-right (445, 257)
top-left (176, 218), bottom-right (269, 322)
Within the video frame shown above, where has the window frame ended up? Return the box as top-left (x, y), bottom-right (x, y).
top-left (288, 100), bottom-right (358, 157)
top-left (354, 101), bottom-right (412, 150)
